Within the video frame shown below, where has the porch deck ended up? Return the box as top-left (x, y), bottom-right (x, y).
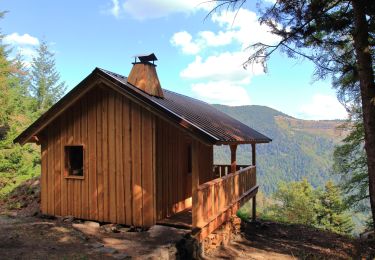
top-left (157, 208), bottom-right (192, 229)
top-left (157, 164), bottom-right (257, 241)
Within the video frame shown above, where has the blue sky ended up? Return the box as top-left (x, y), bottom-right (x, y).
top-left (2, 0), bottom-right (347, 120)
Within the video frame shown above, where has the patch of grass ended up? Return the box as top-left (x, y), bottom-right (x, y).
top-left (0, 167), bottom-right (40, 199)
top-left (6, 201), bottom-right (22, 210)
top-left (237, 201), bottom-right (252, 221)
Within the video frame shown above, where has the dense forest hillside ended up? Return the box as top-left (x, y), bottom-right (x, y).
top-left (213, 105), bottom-right (347, 194)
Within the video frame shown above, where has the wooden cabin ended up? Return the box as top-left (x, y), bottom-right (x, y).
top-left (14, 54), bottom-right (271, 240)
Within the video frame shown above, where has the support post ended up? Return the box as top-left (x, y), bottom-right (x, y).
top-left (251, 143), bottom-right (256, 166)
top-left (252, 144), bottom-right (257, 222)
top-left (192, 140), bottom-right (201, 228)
top-left (230, 144), bottom-right (237, 173)
top-left (252, 195), bottom-right (256, 222)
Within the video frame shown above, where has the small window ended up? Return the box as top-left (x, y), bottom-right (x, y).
top-left (65, 146), bottom-right (84, 177)
top-left (187, 144), bottom-right (192, 174)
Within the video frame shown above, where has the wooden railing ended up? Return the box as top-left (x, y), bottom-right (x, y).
top-left (194, 166), bottom-right (256, 229)
top-left (213, 164), bottom-right (249, 178)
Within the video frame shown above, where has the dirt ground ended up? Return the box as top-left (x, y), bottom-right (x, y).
top-left (1, 213), bottom-right (374, 260)
top-left (0, 179), bottom-right (190, 259)
top-left (1, 178), bottom-right (375, 259)
top-left (0, 214), bottom-right (191, 259)
top-left (206, 221), bottom-right (375, 259)
top-left (0, 215), bottom-right (112, 259)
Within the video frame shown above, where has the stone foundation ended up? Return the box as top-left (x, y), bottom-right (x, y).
top-left (201, 215), bottom-right (242, 255)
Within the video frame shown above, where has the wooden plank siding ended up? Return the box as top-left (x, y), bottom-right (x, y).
top-left (155, 118), bottom-right (214, 221)
top-left (39, 84), bottom-right (156, 227)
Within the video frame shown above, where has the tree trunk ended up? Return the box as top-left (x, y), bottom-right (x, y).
top-left (352, 0), bottom-right (375, 229)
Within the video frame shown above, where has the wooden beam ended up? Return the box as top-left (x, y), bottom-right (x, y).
top-left (251, 143), bottom-right (256, 166)
top-left (252, 195), bottom-right (256, 222)
top-left (29, 135), bottom-right (40, 144)
top-left (230, 144), bottom-right (237, 174)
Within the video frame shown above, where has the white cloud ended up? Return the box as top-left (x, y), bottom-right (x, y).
top-left (171, 8), bottom-right (280, 54)
top-left (3, 33), bottom-right (39, 64)
top-left (110, 0), bottom-right (121, 18)
top-left (263, 0), bottom-right (277, 3)
top-left (198, 30), bottom-right (235, 47)
top-left (170, 31), bottom-right (201, 55)
top-left (299, 94), bottom-right (348, 120)
top-left (181, 52), bottom-right (264, 83)
top-left (4, 33), bottom-right (39, 46)
top-left (17, 47), bottom-right (37, 58)
top-left (170, 7), bottom-right (280, 106)
top-left (211, 8), bottom-right (280, 48)
top-left (192, 81), bottom-right (251, 106)
top-left (107, 0), bottom-right (213, 19)
top-left (171, 30), bottom-right (235, 55)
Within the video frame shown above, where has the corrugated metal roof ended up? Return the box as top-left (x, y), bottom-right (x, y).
top-left (14, 67), bottom-right (271, 145)
top-left (99, 68), bottom-right (271, 144)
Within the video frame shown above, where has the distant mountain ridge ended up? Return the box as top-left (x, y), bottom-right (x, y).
top-left (213, 104), bottom-right (346, 194)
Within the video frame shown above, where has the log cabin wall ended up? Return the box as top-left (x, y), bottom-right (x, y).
top-left (155, 118), bottom-right (214, 220)
top-left (39, 84), bottom-right (156, 227)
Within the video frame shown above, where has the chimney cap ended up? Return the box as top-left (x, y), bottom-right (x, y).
top-left (133, 53), bottom-right (158, 64)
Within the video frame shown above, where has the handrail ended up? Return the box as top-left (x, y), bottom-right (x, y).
top-left (194, 165), bottom-right (256, 229)
top-left (212, 164), bottom-right (250, 178)
top-left (199, 165), bottom-right (255, 191)
top-left (213, 164), bottom-right (249, 168)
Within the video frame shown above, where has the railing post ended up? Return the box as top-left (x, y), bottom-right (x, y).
top-left (252, 144), bottom-right (257, 222)
top-left (230, 144), bottom-right (237, 173)
top-left (251, 143), bottom-right (256, 166)
top-left (252, 195), bottom-right (256, 222)
top-left (230, 144), bottom-right (239, 201)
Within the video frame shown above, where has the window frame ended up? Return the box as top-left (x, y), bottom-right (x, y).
top-left (64, 144), bottom-right (85, 180)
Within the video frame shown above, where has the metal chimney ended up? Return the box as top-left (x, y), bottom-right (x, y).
top-left (127, 53), bottom-right (164, 98)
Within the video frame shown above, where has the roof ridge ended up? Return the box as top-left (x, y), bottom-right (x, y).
top-left (97, 67), bottom-right (127, 80)
top-left (100, 68), bottom-right (211, 106)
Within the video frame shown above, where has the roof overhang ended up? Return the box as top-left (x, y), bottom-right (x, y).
top-left (215, 140), bottom-right (272, 146)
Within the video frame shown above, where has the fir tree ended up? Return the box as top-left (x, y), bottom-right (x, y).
top-left (30, 40), bottom-right (66, 114)
top-left (316, 181), bottom-right (354, 234)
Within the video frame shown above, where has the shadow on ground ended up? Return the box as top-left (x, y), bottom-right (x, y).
top-left (206, 220), bottom-right (375, 260)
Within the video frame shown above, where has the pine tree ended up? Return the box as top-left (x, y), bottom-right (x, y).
top-left (334, 111), bottom-right (369, 212)
top-left (0, 12), bottom-right (13, 130)
top-left (30, 40), bottom-right (66, 114)
top-left (0, 12), bottom-right (40, 197)
top-left (316, 181), bottom-right (354, 234)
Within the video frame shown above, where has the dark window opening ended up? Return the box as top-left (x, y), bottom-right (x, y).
top-left (187, 144), bottom-right (192, 174)
top-left (65, 146), bottom-right (83, 177)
